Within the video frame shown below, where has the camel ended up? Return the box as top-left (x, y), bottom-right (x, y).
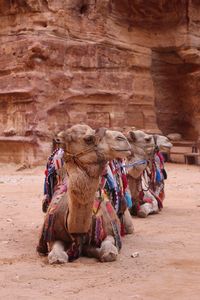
top-left (42, 136), bottom-right (135, 238)
top-left (125, 130), bottom-right (172, 218)
top-left (37, 124), bottom-right (131, 264)
top-left (145, 134), bottom-right (173, 213)
top-left (100, 130), bottom-right (156, 233)
top-left (99, 159), bottom-right (134, 235)
top-left (96, 130), bottom-right (157, 235)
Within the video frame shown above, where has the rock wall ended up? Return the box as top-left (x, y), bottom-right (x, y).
top-left (0, 0), bottom-right (200, 164)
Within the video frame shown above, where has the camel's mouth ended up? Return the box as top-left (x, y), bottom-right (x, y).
top-left (159, 144), bottom-right (173, 151)
top-left (112, 148), bottom-right (131, 156)
top-left (113, 148), bottom-right (131, 152)
top-left (145, 147), bottom-right (154, 155)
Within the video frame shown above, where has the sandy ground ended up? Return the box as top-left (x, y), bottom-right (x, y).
top-left (0, 162), bottom-right (200, 300)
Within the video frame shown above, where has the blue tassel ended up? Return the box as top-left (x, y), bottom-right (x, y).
top-left (156, 169), bottom-right (162, 183)
top-left (125, 191), bottom-right (132, 208)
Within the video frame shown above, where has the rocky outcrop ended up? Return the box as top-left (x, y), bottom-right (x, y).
top-left (0, 0), bottom-right (200, 164)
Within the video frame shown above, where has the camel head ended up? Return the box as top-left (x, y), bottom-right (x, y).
top-left (154, 135), bottom-right (173, 152)
top-left (55, 124), bottom-right (131, 166)
top-left (95, 128), bottom-right (131, 160)
top-left (124, 130), bottom-right (154, 178)
top-left (127, 130), bottom-right (155, 157)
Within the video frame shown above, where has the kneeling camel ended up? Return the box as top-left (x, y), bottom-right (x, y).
top-left (37, 124), bottom-right (131, 264)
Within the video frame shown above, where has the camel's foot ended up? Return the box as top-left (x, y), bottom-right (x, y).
top-left (123, 208), bottom-right (134, 234)
top-left (137, 203), bottom-right (152, 218)
top-left (137, 201), bottom-right (159, 218)
top-left (99, 236), bottom-right (118, 262)
top-left (152, 199), bottom-right (159, 214)
top-left (48, 241), bottom-right (69, 264)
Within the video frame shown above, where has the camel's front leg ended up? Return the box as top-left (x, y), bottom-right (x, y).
top-left (99, 235), bottom-right (118, 262)
top-left (137, 193), bottom-right (159, 218)
top-left (123, 208), bottom-right (134, 234)
top-left (48, 241), bottom-right (69, 264)
top-left (82, 236), bottom-right (118, 262)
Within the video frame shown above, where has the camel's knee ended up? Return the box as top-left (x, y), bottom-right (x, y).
top-left (48, 241), bottom-right (69, 264)
top-left (99, 236), bottom-right (118, 262)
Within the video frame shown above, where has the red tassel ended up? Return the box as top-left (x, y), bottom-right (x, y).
top-left (121, 222), bottom-right (125, 236)
top-left (121, 173), bottom-right (128, 190)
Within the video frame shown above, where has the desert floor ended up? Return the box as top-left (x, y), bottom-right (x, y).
top-left (0, 163), bottom-right (200, 300)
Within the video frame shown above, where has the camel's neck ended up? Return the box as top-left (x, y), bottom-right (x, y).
top-left (128, 175), bottom-right (140, 201)
top-left (127, 150), bottom-right (148, 201)
top-left (66, 162), bottom-right (105, 234)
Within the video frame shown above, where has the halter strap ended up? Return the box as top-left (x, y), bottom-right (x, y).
top-left (153, 135), bottom-right (159, 152)
top-left (64, 128), bottom-right (107, 177)
top-left (123, 159), bottom-right (147, 169)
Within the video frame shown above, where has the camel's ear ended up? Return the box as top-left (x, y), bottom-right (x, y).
top-left (95, 127), bottom-right (107, 142)
top-left (83, 134), bottom-right (96, 145)
top-left (128, 131), bottom-right (136, 143)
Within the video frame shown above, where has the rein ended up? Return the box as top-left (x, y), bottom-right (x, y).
top-left (153, 135), bottom-right (159, 153)
top-left (133, 169), bottom-right (151, 193)
top-left (123, 159), bottom-right (147, 169)
top-left (64, 146), bottom-right (99, 177)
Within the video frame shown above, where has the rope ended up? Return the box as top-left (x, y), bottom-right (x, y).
top-left (64, 145), bottom-right (97, 161)
top-left (123, 159), bottom-right (147, 169)
top-left (63, 129), bottom-right (107, 177)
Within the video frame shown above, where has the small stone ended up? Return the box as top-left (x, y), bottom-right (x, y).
top-left (6, 218), bottom-right (13, 223)
top-left (16, 164), bottom-right (28, 171)
top-left (131, 252), bottom-right (139, 258)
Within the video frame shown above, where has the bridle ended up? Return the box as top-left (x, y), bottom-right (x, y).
top-left (153, 135), bottom-right (159, 153)
top-left (62, 128), bottom-right (107, 177)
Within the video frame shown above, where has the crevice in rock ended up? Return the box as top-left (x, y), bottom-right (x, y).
top-left (186, 0), bottom-right (190, 30)
top-left (80, 3), bottom-right (88, 15)
top-left (152, 49), bottom-right (198, 139)
top-left (41, 0), bottom-right (49, 10)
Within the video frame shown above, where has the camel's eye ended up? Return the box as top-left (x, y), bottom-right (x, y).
top-left (116, 135), bottom-right (126, 142)
top-left (84, 135), bottom-right (95, 145)
top-left (145, 137), bottom-right (152, 143)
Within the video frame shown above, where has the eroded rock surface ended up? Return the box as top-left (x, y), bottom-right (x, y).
top-left (0, 0), bottom-right (200, 164)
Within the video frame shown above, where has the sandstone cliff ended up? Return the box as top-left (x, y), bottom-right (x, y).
top-left (0, 0), bottom-right (200, 164)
